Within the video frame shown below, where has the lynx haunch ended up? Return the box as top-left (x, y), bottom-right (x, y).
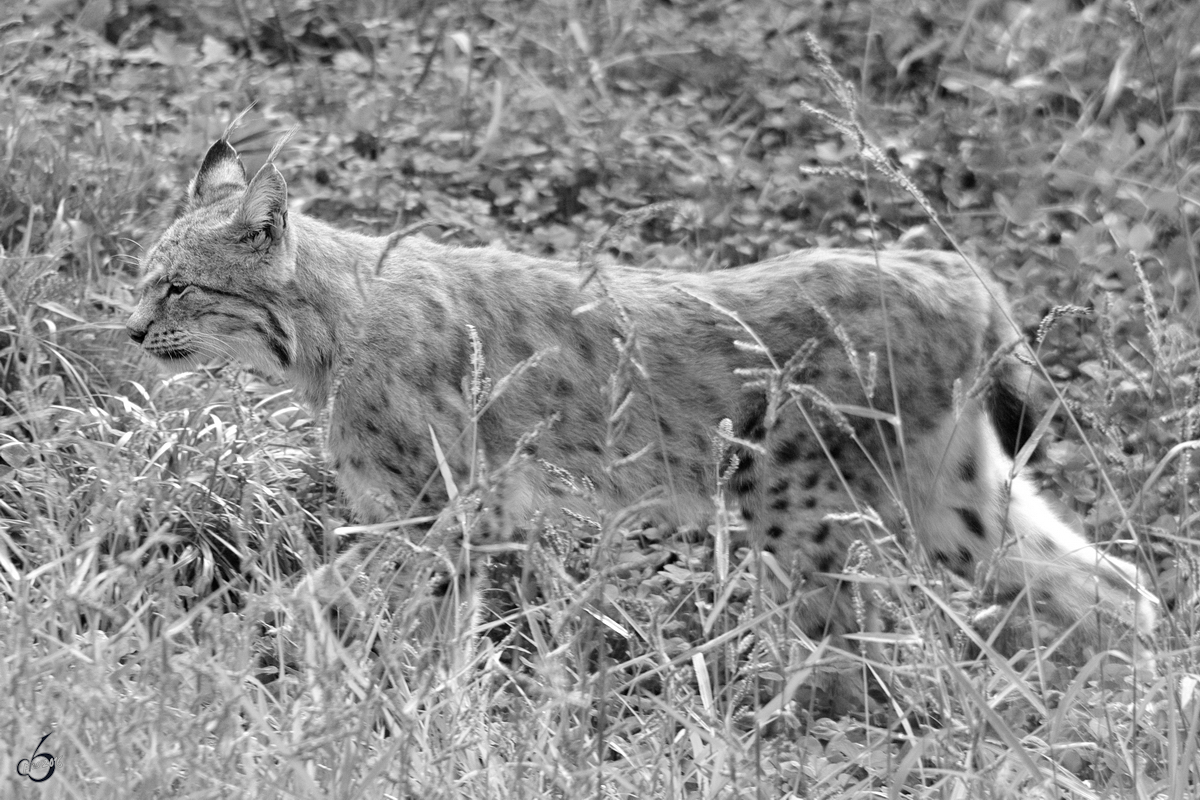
top-left (127, 136), bottom-right (1155, 667)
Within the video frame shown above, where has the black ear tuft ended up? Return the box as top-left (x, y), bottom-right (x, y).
top-left (189, 140), bottom-right (248, 206)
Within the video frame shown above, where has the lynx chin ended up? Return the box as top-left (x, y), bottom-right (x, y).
top-left (128, 135), bottom-right (1155, 673)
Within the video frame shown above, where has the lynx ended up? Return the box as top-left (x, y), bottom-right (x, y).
top-left (127, 135), bottom-right (1155, 674)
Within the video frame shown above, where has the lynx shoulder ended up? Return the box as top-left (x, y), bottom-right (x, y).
top-left (128, 137), bottom-right (1156, 666)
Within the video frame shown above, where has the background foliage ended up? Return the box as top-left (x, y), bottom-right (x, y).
top-left (2, 0), bottom-right (1199, 797)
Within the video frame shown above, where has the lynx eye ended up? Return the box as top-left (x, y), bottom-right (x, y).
top-left (165, 283), bottom-right (190, 298)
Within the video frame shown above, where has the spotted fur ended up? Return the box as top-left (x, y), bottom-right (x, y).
top-left (128, 138), bottom-right (1156, 671)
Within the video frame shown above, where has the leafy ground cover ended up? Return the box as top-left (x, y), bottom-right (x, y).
top-left (2, 0), bottom-right (1199, 796)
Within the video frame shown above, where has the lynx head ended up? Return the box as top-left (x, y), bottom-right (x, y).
top-left (126, 138), bottom-right (296, 375)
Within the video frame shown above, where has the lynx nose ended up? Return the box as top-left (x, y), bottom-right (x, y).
top-left (126, 322), bottom-right (147, 344)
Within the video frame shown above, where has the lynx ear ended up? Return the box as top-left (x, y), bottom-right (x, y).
top-left (189, 140), bottom-right (247, 206)
top-left (236, 162), bottom-right (288, 246)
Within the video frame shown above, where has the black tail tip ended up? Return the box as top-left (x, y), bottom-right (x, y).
top-left (989, 360), bottom-right (1050, 459)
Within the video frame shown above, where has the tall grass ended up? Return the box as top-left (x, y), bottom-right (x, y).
top-left (2, 0), bottom-right (1199, 797)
